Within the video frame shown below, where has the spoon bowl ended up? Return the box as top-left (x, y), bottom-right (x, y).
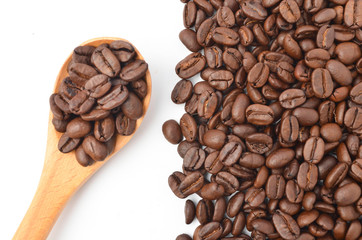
top-left (13, 37), bottom-right (151, 240)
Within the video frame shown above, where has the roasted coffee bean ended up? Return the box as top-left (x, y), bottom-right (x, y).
top-left (303, 137), bottom-right (325, 164)
top-left (58, 133), bottom-right (81, 153)
top-left (185, 200), bottom-right (196, 224)
top-left (226, 192), bottom-right (244, 218)
top-left (305, 48), bottom-right (330, 69)
top-left (184, 1), bottom-right (197, 28)
top-left (247, 63), bottom-right (269, 88)
top-left (120, 92), bottom-right (143, 120)
top-left (219, 142), bottom-right (242, 166)
top-left (266, 148), bottom-right (295, 169)
top-left (217, 6), bottom-right (235, 28)
top-left (238, 26), bottom-right (254, 47)
top-left (344, 0), bottom-right (362, 29)
top-left (232, 212), bottom-right (246, 236)
top-left (177, 234), bottom-right (192, 240)
top-left (198, 90), bottom-right (218, 119)
top-left (109, 40), bottom-right (135, 63)
top-left (115, 112), bottom-right (136, 136)
top-left (245, 187), bottom-right (266, 207)
top-left (246, 104), bottom-right (274, 125)
top-left (316, 25), bottom-right (334, 50)
top-left (272, 210), bottom-right (300, 239)
top-left (297, 162), bottom-right (318, 191)
top-left (325, 60), bottom-right (352, 86)
top-left (324, 162), bottom-right (348, 189)
top-left (311, 68), bottom-right (333, 99)
top-left (279, 89), bottom-right (306, 109)
top-left (179, 171), bottom-right (204, 196)
top-left (208, 70), bottom-right (234, 91)
top-left (68, 63), bottom-right (98, 86)
top-left (69, 90), bottom-right (95, 115)
top-left (180, 113), bottom-right (198, 142)
top-left (280, 115), bottom-right (299, 143)
top-left (205, 46), bottom-right (223, 69)
top-left (239, 152), bottom-right (265, 169)
top-left (65, 117), bottom-right (92, 139)
top-left (292, 107), bottom-right (319, 126)
top-left (245, 133), bottom-right (273, 154)
top-left (97, 84), bottom-right (129, 111)
top-left (200, 182), bottom-right (225, 200)
top-left (75, 145), bottom-right (93, 167)
top-left (212, 197), bottom-right (226, 222)
top-left (176, 52), bottom-right (206, 79)
top-left (198, 222), bottom-right (223, 240)
top-left (196, 199), bottom-right (214, 225)
top-left (212, 27), bottom-right (239, 46)
top-left (94, 116), bottom-right (115, 142)
top-left (163, 120), bottom-right (183, 144)
top-left (222, 48), bottom-right (242, 72)
top-left (180, 29), bottom-right (202, 52)
top-left (85, 74), bottom-right (112, 99)
top-left (82, 135), bottom-right (108, 161)
top-left (184, 147), bottom-right (206, 171)
top-left (168, 171), bottom-right (186, 199)
top-left (335, 42), bottom-right (361, 65)
top-left (266, 174), bottom-right (286, 199)
top-left (283, 34), bottom-right (302, 60)
top-left (241, 0), bottom-right (267, 21)
top-left (172, 79), bottom-right (193, 104)
top-left (91, 47), bottom-right (120, 77)
top-left (344, 107), bottom-right (362, 130)
top-left (215, 171), bottom-right (239, 195)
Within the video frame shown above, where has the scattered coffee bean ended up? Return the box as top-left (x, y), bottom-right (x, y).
top-left (167, 1), bottom-right (362, 239)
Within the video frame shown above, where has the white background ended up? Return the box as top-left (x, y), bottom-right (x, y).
top-left (0, 0), bottom-right (203, 239)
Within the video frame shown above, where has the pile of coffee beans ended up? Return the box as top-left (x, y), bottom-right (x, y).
top-left (50, 40), bottom-right (148, 166)
top-left (164, 0), bottom-right (361, 239)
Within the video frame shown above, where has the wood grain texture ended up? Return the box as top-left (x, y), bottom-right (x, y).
top-left (13, 37), bottom-right (151, 240)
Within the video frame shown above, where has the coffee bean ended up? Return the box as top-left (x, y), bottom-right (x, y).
top-left (266, 148), bottom-right (295, 169)
top-left (200, 182), bottom-right (225, 200)
top-left (97, 84), bottom-right (129, 111)
top-left (212, 197), bottom-right (226, 222)
top-left (91, 47), bottom-right (120, 77)
top-left (344, 107), bottom-right (362, 130)
top-left (115, 112), bottom-right (136, 136)
top-left (219, 142), bottom-right (242, 166)
top-left (168, 171), bottom-right (186, 199)
top-left (279, 89), bottom-right (306, 109)
top-left (212, 27), bottom-right (240, 46)
top-left (246, 104), bottom-right (274, 125)
top-left (335, 42), bottom-right (361, 65)
top-left (297, 162), bottom-right (318, 191)
top-left (305, 48), bottom-right (330, 69)
top-left (198, 222), bottom-right (223, 240)
top-left (272, 210), bottom-right (300, 239)
top-left (247, 63), bottom-right (269, 88)
top-left (66, 117), bottom-right (92, 138)
top-left (75, 145), bottom-right (93, 167)
top-left (163, 120), bottom-right (183, 144)
top-left (68, 63), bottom-right (98, 86)
top-left (177, 234), bottom-right (192, 240)
top-left (58, 133), bottom-right (81, 153)
top-left (344, 0), bottom-right (362, 29)
top-left (325, 60), bottom-right (352, 86)
top-left (241, 0), bottom-right (267, 21)
top-left (197, 19), bottom-right (217, 47)
top-left (172, 79), bottom-right (193, 104)
top-left (222, 48), bottom-right (242, 72)
top-left (94, 116), bottom-right (115, 142)
top-left (179, 171), bottom-right (205, 196)
top-left (176, 52), bottom-right (206, 79)
top-left (109, 40), bottom-right (135, 63)
top-left (245, 133), bottom-right (273, 154)
top-left (215, 171), bottom-right (239, 195)
top-left (266, 174), bottom-right (286, 199)
top-left (311, 68), bottom-right (333, 99)
top-left (245, 187), bottom-right (266, 207)
top-left (183, 1), bottom-right (197, 28)
top-left (180, 29), bottom-right (202, 52)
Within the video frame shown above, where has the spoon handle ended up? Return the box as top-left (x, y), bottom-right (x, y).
top-left (12, 156), bottom-right (79, 240)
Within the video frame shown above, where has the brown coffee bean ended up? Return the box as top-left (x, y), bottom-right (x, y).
top-left (305, 48), bottom-right (330, 69)
top-left (272, 210), bottom-right (300, 239)
top-left (303, 137), bottom-right (325, 164)
top-left (163, 120), bottom-right (183, 144)
top-left (213, 197), bottom-right (226, 222)
top-left (325, 60), bottom-right (352, 86)
top-left (82, 135), bottom-right (108, 161)
top-left (266, 174), bottom-right (286, 199)
top-left (245, 133), bottom-right (273, 154)
top-left (184, 1), bottom-right (197, 28)
top-left (247, 63), bottom-right (269, 88)
top-left (185, 200), bottom-right (196, 224)
top-left (279, 89), bottom-right (306, 109)
top-left (176, 52), bottom-right (206, 79)
top-left (311, 68), bottom-right (333, 99)
top-left (168, 172), bottom-right (186, 199)
top-left (324, 162), bottom-right (348, 189)
top-left (297, 162), bottom-right (318, 191)
top-left (200, 182), bottom-right (225, 200)
top-left (215, 171), bottom-right (240, 194)
top-left (245, 187), bottom-right (266, 207)
top-left (344, 0), bottom-right (362, 29)
top-left (179, 171), bottom-right (205, 196)
top-left (212, 27), bottom-right (240, 46)
top-left (198, 222), bottom-right (223, 240)
top-left (180, 29), bottom-right (202, 52)
top-left (246, 104), bottom-right (274, 125)
top-left (208, 70), bottom-right (234, 91)
top-left (266, 148), bottom-right (295, 169)
top-left (241, 0), bottom-right (267, 21)
top-left (283, 34), bottom-right (303, 60)
top-left (94, 116), bottom-right (115, 142)
top-left (180, 113), bottom-right (198, 142)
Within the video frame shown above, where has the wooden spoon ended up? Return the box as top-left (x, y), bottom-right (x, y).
top-left (13, 37), bottom-right (151, 240)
